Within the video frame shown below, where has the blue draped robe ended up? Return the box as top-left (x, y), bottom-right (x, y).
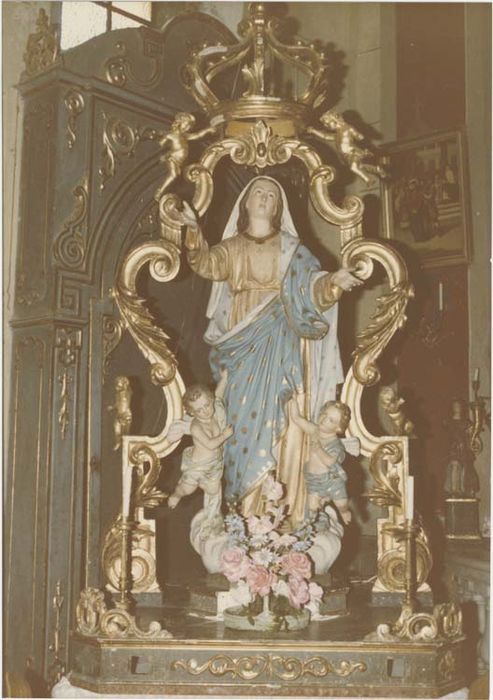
top-left (209, 242), bottom-right (332, 502)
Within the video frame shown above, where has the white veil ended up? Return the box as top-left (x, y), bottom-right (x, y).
top-left (206, 176), bottom-right (299, 320)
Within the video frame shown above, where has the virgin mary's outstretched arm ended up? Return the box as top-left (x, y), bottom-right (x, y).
top-left (185, 224), bottom-right (230, 281)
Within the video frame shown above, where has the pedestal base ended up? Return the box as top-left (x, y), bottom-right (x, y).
top-left (69, 586), bottom-right (466, 698)
top-left (70, 634), bottom-right (465, 697)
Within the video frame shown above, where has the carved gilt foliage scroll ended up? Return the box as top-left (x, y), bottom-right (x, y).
top-left (54, 180), bottom-right (89, 271)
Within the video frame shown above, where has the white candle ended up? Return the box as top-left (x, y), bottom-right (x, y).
top-left (474, 367), bottom-right (480, 382)
top-left (438, 282), bottom-right (443, 312)
top-left (406, 476), bottom-right (414, 520)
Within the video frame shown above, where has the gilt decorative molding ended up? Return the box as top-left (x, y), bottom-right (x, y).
top-left (172, 655), bottom-right (367, 681)
top-left (64, 90), bottom-right (85, 150)
top-left (54, 181), bottom-right (89, 270)
top-left (104, 36), bottom-right (163, 90)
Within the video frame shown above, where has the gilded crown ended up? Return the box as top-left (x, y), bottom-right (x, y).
top-left (181, 3), bottom-right (329, 136)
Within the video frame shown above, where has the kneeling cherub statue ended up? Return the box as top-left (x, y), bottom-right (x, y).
top-left (168, 372), bottom-right (233, 511)
top-left (290, 399), bottom-right (352, 525)
top-left (167, 372), bottom-right (233, 573)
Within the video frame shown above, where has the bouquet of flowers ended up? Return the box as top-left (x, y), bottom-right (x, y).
top-left (220, 476), bottom-right (323, 630)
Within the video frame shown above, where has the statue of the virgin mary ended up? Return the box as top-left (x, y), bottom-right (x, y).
top-left (180, 176), bottom-right (361, 525)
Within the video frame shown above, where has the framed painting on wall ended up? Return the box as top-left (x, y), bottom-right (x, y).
top-left (381, 129), bottom-right (471, 268)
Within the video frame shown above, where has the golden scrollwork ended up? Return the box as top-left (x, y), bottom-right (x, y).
top-left (129, 443), bottom-right (168, 509)
top-left (219, 119), bottom-right (299, 169)
top-left (184, 120), bottom-right (364, 234)
top-left (112, 217), bottom-right (186, 597)
top-left (58, 371), bottom-right (72, 440)
top-left (64, 90), bottom-right (85, 150)
top-left (366, 441), bottom-right (402, 508)
top-left (75, 587), bottom-right (171, 639)
top-left (55, 327), bottom-right (81, 440)
top-left (338, 237), bottom-right (433, 596)
top-left (54, 181), bottom-right (89, 270)
top-left (76, 588), bottom-right (107, 636)
top-left (98, 113), bottom-right (162, 192)
top-left (171, 655), bottom-right (367, 681)
top-left (99, 608), bottom-right (171, 639)
top-left (101, 516), bottom-right (158, 593)
top-left (352, 283), bottom-right (414, 387)
top-left (113, 276), bottom-right (177, 387)
top-left (376, 538), bottom-right (432, 592)
top-left (23, 8), bottom-right (59, 77)
top-left (341, 239), bottom-right (414, 387)
top-left (99, 112), bottom-right (139, 191)
top-left (367, 602), bottom-right (462, 643)
top-left (48, 581), bottom-right (66, 686)
top-left (104, 37), bottom-right (163, 90)
top-left (103, 316), bottom-right (125, 378)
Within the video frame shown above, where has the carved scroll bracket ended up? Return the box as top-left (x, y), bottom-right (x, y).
top-left (340, 239), bottom-right (414, 455)
top-left (64, 90), bottom-right (85, 150)
top-left (54, 180), bottom-right (89, 271)
top-left (336, 237), bottom-right (432, 595)
top-left (76, 587), bottom-right (171, 639)
top-left (366, 602), bottom-right (463, 643)
top-left (99, 112), bottom-right (163, 192)
top-left (104, 37), bottom-right (163, 90)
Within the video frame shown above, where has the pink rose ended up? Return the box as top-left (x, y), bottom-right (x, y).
top-left (246, 565), bottom-right (277, 597)
top-left (220, 547), bottom-right (251, 583)
top-left (287, 576), bottom-right (310, 609)
top-left (280, 551), bottom-right (312, 580)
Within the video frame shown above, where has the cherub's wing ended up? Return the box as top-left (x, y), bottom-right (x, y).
top-left (341, 436), bottom-right (361, 457)
top-left (167, 417), bottom-right (192, 443)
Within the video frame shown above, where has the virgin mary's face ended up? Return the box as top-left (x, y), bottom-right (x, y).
top-left (245, 179), bottom-right (280, 222)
